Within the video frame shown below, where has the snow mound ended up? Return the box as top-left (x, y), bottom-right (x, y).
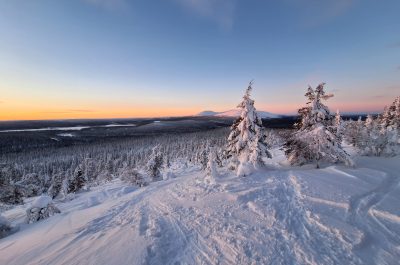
top-left (31, 195), bottom-right (52, 208)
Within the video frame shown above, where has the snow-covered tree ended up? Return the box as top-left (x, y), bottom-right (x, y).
top-left (354, 115), bottom-right (383, 156)
top-left (380, 96), bottom-right (400, 129)
top-left (199, 148), bottom-right (209, 170)
top-left (225, 81), bottom-right (271, 176)
top-left (16, 173), bottom-right (44, 197)
top-left (26, 195), bottom-right (61, 224)
top-left (285, 83), bottom-right (353, 168)
top-left (68, 167), bottom-right (87, 193)
top-left (146, 146), bottom-right (164, 181)
top-left (47, 174), bottom-right (68, 199)
top-left (206, 149), bottom-right (218, 178)
top-left (378, 96), bottom-right (400, 155)
top-left (333, 110), bottom-right (344, 141)
top-left (350, 96), bottom-right (400, 156)
top-left (0, 167), bottom-right (24, 204)
top-left (0, 186), bottom-right (23, 205)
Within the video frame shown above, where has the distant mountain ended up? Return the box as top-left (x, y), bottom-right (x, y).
top-left (197, 111), bottom-right (219, 116)
top-left (197, 109), bottom-right (282, 119)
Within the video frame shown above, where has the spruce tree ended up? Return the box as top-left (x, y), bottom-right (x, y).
top-left (225, 81), bottom-right (271, 176)
top-left (378, 96), bottom-right (400, 155)
top-left (146, 146), bottom-right (164, 181)
top-left (285, 83), bottom-right (353, 168)
top-left (68, 167), bottom-right (87, 193)
top-left (333, 110), bottom-right (344, 141)
top-left (206, 149), bottom-right (218, 178)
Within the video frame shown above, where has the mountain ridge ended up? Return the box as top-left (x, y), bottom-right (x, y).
top-left (197, 109), bottom-right (282, 119)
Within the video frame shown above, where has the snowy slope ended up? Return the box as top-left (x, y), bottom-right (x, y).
top-left (197, 109), bottom-right (282, 119)
top-left (1, 151), bottom-right (400, 265)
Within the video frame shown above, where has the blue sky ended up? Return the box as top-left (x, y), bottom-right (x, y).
top-left (0, 0), bottom-right (399, 120)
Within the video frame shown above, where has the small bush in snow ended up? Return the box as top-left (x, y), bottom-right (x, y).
top-left (26, 195), bottom-right (61, 224)
top-left (120, 169), bottom-right (148, 187)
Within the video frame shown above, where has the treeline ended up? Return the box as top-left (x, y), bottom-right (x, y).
top-left (0, 129), bottom-right (230, 204)
top-left (344, 97), bottom-right (400, 156)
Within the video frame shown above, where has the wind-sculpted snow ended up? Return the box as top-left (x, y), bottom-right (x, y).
top-left (0, 156), bottom-right (399, 265)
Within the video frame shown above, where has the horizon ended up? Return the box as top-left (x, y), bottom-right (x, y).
top-left (1, 0), bottom-right (399, 120)
top-left (0, 108), bottom-right (384, 123)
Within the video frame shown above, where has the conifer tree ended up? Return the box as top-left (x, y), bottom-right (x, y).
top-left (225, 81), bottom-right (271, 176)
top-left (68, 167), bottom-right (87, 193)
top-left (206, 149), bottom-right (218, 178)
top-left (362, 114), bottom-right (385, 156)
top-left (378, 96), bottom-right (400, 155)
top-left (285, 83), bottom-right (353, 168)
top-left (334, 110), bottom-right (344, 141)
top-left (146, 146), bottom-right (164, 181)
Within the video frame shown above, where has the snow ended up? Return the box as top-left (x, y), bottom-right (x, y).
top-left (31, 195), bottom-right (52, 209)
top-left (0, 151), bottom-right (400, 264)
top-left (197, 109), bottom-right (282, 119)
top-left (57, 133), bottom-right (74, 137)
top-left (0, 215), bottom-right (10, 227)
top-left (103, 124), bottom-right (136, 127)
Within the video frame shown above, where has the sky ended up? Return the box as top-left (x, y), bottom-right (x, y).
top-left (0, 0), bottom-right (399, 120)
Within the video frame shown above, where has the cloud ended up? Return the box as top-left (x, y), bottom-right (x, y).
top-left (174, 0), bottom-right (237, 31)
top-left (83, 0), bottom-right (128, 11)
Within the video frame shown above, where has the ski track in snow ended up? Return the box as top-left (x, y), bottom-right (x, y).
top-left (1, 157), bottom-right (400, 265)
top-left (346, 160), bottom-right (400, 264)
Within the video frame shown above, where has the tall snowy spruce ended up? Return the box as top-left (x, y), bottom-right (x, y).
top-left (146, 145), bottom-right (164, 181)
top-left (379, 96), bottom-right (400, 155)
top-left (334, 110), bottom-right (344, 141)
top-left (285, 83), bottom-right (353, 168)
top-left (225, 81), bottom-right (271, 176)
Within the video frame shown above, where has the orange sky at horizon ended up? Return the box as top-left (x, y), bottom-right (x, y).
top-left (0, 100), bottom-right (390, 121)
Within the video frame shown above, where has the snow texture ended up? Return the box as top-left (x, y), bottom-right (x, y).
top-left (1, 149), bottom-right (399, 265)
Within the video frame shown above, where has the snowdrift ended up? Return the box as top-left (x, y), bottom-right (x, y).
top-left (0, 152), bottom-right (399, 265)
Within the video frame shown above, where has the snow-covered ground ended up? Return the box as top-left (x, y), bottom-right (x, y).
top-left (1, 150), bottom-right (399, 265)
